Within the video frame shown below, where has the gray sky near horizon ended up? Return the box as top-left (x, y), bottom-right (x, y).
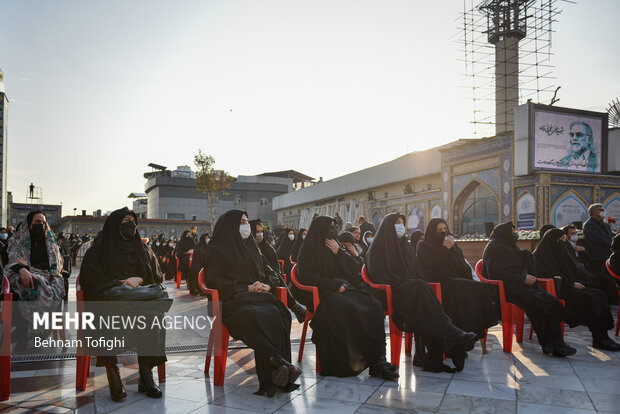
top-left (1, 0), bottom-right (618, 216)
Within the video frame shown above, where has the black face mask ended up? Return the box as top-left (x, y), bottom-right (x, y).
top-left (512, 232), bottom-right (519, 242)
top-left (437, 231), bottom-right (447, 241)
top-left (120, 221), bottom-right (137, 239)
top-left (327, 227), bottom-right (338, 240)
top-left (30, 223), bottom-right (46, 240)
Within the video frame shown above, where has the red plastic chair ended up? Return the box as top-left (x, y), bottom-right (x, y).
top-left (75, 275), bottom-right (165, 391)
top-left (361, 265), bottom-right (441, 366)
top-left (1, 275), bottom-right (12, 401)
top-left (198, 269), bottom-right (288, 385)
top-left (605, 259), bottom-right (620, 336)
top-left (289, 264), bottom-right (320, 372)
top-left (475, 260), bottom-right (564, 352)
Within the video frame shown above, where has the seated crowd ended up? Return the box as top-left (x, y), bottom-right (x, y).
top-left (3, 204), bottom-right (618, 403)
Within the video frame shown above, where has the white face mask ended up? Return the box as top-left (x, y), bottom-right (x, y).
top-left (570, 234), bottom-right (578, 242)
top-left (599, 211), bottom-right (606, 219)
top-left (366, 237), bottom-right (373, 244)
top-left (240, 223), bottom-right (251, 239)
top-left (394, 223), bottom-right (406, 239)
top-left (302, 234), bottom-right (306, 240)
top-left (288, 234), bottom-right (295, 241)
top-left (256, 232), bottom-right (264, 242)
top-left (205, 238), bottom-right (210, 244)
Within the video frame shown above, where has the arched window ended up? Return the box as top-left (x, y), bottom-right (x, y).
top-left (460, 183), bottom-right (499, 235)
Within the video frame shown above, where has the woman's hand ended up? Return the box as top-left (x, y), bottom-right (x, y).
top-left (573, 282), bottom-right (585, 289)
top-left (248, 281), bottom-right (271, 292)
top-left (325, 239), bottom-right (339, 255)
top-left (524, 275), bottom-right (537, 285)
top-left (187, 250), bottom-right (194, 255)
top-left (19, 267), bottom-right (36, 289)
top-left (345, 244), bottom-right (358, 257)
top-left (119, 277), bottom-right (143, 288)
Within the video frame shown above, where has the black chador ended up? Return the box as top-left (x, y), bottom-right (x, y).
top-left (482, 222), bottom-right (575, 356)
top-left (365, 213), bottom-right (477, 372)
top-left (205, 210), bottom-right (300, 397)
top-left (297, 216), bottom-right (398, 379)
top-left (534, 228), bottom-right (619, 351)
top-left (417, 219), bottom-right (498, 356)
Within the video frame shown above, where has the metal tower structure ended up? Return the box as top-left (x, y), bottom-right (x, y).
top-left (460, 0), bottom-right (574, 136)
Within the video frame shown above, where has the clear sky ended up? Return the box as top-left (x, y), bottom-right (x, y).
top-left (1, 0), bottom-right (618, 215)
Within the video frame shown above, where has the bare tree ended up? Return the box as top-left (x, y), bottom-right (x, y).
top-left (194, 150), bottom-right (235, 226)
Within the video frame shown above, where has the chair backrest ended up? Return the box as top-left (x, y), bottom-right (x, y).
top-left (606, 259), bottom-right (620, 281)
top-left (189, 253), bottom-right (193, 268)
top-left (290, 264), bottom-right (320, 310)
top-left (2, 275), bottom-right (8, 294)
top-left (475, 260), bottom-right (487, 282)
top-left (289, 256), bottom-right (296, 265)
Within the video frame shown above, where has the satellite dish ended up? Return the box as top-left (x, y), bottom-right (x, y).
top-left (607, 98), bottom-right (620, 128)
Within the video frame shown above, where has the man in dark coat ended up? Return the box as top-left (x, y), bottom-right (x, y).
top-left (583, 203), bottom-right (614, 273)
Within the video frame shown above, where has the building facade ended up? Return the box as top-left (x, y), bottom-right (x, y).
top-left (273, 105), bottom-right (620, 236)
top-left (0, 69), bottom-right (8, 227)
top-left (144, 166), bottom-right (295, 227)
top-left (52, 215), bottom-right (210, 240)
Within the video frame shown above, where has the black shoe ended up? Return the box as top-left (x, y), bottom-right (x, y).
top-left (290, 302), bottom-right (307, 324)
top-left (269, 357), bottom-right (302, 387)
top-left (138, 369), bottom-right (162, 398)
top-left (552, 344), bottom-right (577, 357)
top-left (593, 338), bottom-right (620, 352)
top-left (542, 343), bottom-right (555, 355)
top-left (369, 357), bottom-right (399, 380)
top-left (387, 362), bottom-right (397, 372)
top-left (105, 365), bottom-right (127, 402)
top-left (446, 332), bottom-right (477, 350)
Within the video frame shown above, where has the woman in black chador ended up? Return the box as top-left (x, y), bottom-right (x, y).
top-left (249, 219), bottom-right (307, 323)
top-left (189, 233), bottom-right (210, 294)
top-left (289, 228), bottom-right (307, 263)
top-left (80, 207), bottom-right (170, 402)
top-left (296, 216), bottom-right (399, 379)
top-left (175, 230), bottom-right (195, 291)
top-left (416, 218), bottom-right (498, 367)
top-left (482, 222), bottom-right (575, 356)
top-left (205, 210), bottom-right (301, 397)
top-left (366, 213), bottom-right (478, 373)
top-left (533, 228), bottom-right (620, 351)
top-left (277, 228), bottom-right (296, 276)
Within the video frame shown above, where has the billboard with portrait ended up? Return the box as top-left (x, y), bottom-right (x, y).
top-left (533, 110), bottom-right (603, 173)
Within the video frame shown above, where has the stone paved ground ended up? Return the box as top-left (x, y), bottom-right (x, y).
top-left (2, 273), bottom-right (619, 413)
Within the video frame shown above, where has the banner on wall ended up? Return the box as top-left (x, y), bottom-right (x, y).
top-left (516, 192), bottom-right (536, 230)
top-left (407, 208), bottom-right (425, 233)
top-left (604, 196), bottom-right (620, 232)
top-left (553, 194), bottom-right (588, 228)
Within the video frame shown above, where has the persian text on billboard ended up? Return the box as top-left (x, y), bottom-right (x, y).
top-left (534, 110), bottom-right (602, 173)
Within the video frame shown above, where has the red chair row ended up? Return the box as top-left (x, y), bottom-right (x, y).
top-left (360, 265), bottom-right (442, 366)
top-left (289, 264), bottom-right (320, 373)
top-left (604, 259), bottom-right (620, 336)
top-left (474, 260), bottom-right (564, 353)
top-left (197, 268), bottom-right (288, 385)
top-left (1, 275), bottom-right (12, 401)
top-left (75, 275), bottom-right (166, 391)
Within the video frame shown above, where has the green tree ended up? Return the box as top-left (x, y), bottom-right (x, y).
top-left (194, 150), bottom-right (235, 226)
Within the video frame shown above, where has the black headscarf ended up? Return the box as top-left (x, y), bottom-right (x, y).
top-left (533, 228), bottom-right (579, 284)
top-left (409, 230), bottom-right (424, 248)
top-left (297, 216), bottom-right (343, 292)
top-left (417, 218), bottom-right (471, 282)
top-left (26, 210), bottom-right (50, 271)
top-left (366, 212), bottom-right (423, 285)
top-left (539, 224), bottom-right (555, 239)
top-left (175, 230), bottom-right (195, 256)
top-left (249, 219), bottom-right (280, 272)
top-left (289, 228), bottom-right (306, 263)
top-left (80, 207), bottom-right (160, 300)
top-left (191, 232), bottom-right (211, 272)
top-left (336, 231), bottom-right (356, 245)
top-left (277, 228), bottom-right (296, 261)
top-left (205, 209), bottom-right (266, 289)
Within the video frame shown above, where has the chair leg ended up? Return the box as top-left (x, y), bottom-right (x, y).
top-left (616, 306), bottom-right (619, 336)
top-left (157, 363), bottom-right (165, 383)
top-left (76, 355), bottom-right (91, 391)
top-left (388, 317), bottom-right (402, 367)
top-left (213, 326), bottom-right (229, 386)
top-left (298, 315), bottom-right (310, 363)
top-left (0, 355), bottom-right (10, 401)
top-left (501, 304), bottom-right (514, 353)
top-left (515, 309), bottom-right (524, 343)
top-left (316, 354), bottom-right (321, 374)
top-left (204, 328), bottom-right (215, 373)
